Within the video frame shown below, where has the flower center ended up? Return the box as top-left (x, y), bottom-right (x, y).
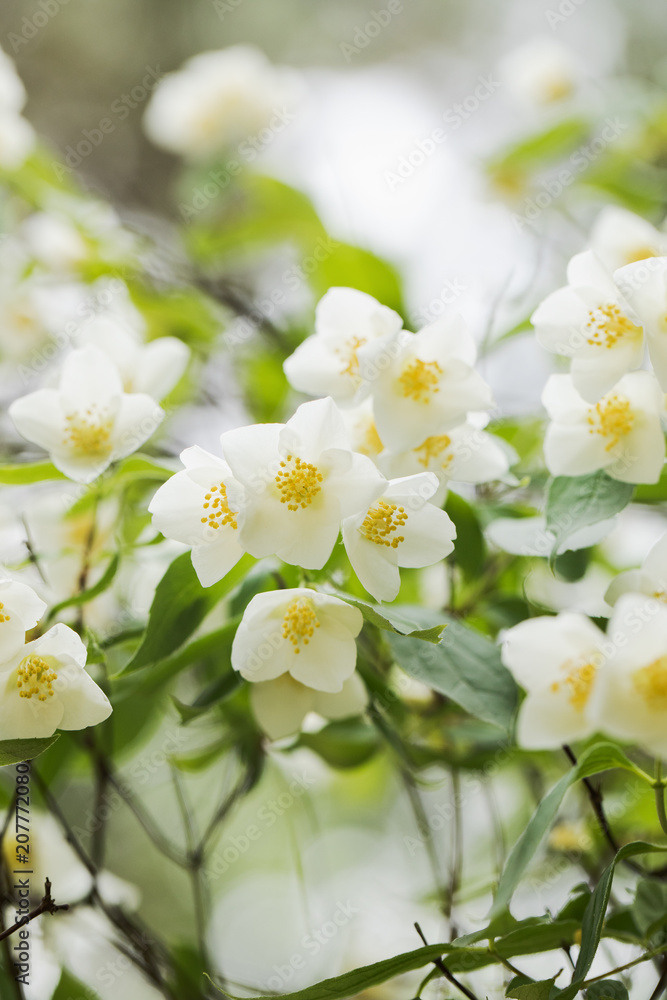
top-left (63, 407), bottom-right (113, 459)
top-left (0, 602), bottom-right (10, 625)
top-left (585, 303), bottom-right (642, 350)
top-left (336, 336), bottom-right (366, 381)
top-left (414, 434), bottom-right (453, 470)
top-left (17, 655), bottom-right (58, 702)
top-left (282, 598), bottom-right (320, 654)
top-left (200, 482), bottom-right (237, 531)
top-left (625, 246), bottom-right (657, 265)
top-left (586, 394), bottom-right (634, 451)
top-left (398, 359), bottom-right (443, 403)
top-left (633, 655), bottom-right (667, 707)
top-left (361, 499), bottom-right (408, 548)
top-left (275, 455), bottom-right (323, 511)
top-left (550, 658), bottom-right (597, 710)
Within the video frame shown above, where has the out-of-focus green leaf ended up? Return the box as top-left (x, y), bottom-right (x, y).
top-left (545, 472), bottom-right (634, 562)
top-left (489, 117), bottom-right (591, 173)
top-left (445, 491), bottom-right (486, 582)
top-left (585, 982), bottom-right (629, 1000)
top-left (630, 879), bottom-right (667, 941)
top-left (45, 553), bottom-right (120, 622)
top-left (506, 978), bottom-right (557, 1000)
top-left (296, 719), bottom-right (380, 769)
top-left (388, 616), bottom-right (517, 734)
top-left (0, 735), bottom-right (60, 766)
top-left (118, 552), bottom-right (253, 673)
top-left (0, 461), bottom-right (66, 484)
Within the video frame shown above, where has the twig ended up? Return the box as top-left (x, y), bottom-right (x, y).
top-left (0, 880), bottom-right (69, 942)
top-left (414, 923), bottom-right (479, 1000)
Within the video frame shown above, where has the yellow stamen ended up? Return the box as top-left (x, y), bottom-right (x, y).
top-left (0, 602), bottom-right (10, 625)
top-left (625, 246), bottom-right (657, 265)
top-left (63, 407), bottom-right (113, 459)
top-left (16, 655), bottom-right (58, 702)
top-left (398, 359), bottom-right (443, 403)
top-left (336, 336), bottom-right (366, 380)
top-left (550, 658), bottom-right (597, 710)
top-left (414, 434), bottom-right (453, 470)
top-left (586, 394), bottom-right (634, 451)
top-left (282, 598), bottom-right (320, 654)
top-left (633, 655), bottom-right (667, 707)
top-left (585, 303), bottom-right (642, 350)
top-left (361, 499), bottom-right (407, 548)
top-left (275, 455), bottom-right (323, 511)
top-left (200, 482), bottom-right (237, 531)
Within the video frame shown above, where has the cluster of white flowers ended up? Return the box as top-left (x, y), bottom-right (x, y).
top-left (0, 575), bottom-right (111, 739)
top-left (0, 45), bottom-right (35, 170)
top-left (150, 287), bottom-right (517, 738)
top-left (533, 206), bottom-right (667, 485)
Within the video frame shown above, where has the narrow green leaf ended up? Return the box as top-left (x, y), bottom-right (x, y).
top-left (490, 743), bottom-right (652, 918)
top-left (336, 594), bottom-right (446, 643)
top-left (445, 491), bottom-right (486, 582)
top-left (119, 552), bottom-right (254, 673)
top-left (388, 616), bottom-right (517, 734)
top-left (0, 735), bottom-right (60, 766)
top-left (0, 461), bottom-right (66, 484)
top-left (46, 554), bottom-right (120, 621)
top-left (559, 842), bottom-right (667, 999)
top-left (545, 472), bottom-right (634, 563)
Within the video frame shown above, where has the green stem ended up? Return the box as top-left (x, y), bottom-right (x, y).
top-left (655, 761), bottom-right (667, 837)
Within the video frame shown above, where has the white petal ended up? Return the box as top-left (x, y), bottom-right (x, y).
top-left (134, 338), bottom-right (190, 399)
top-left (516, 689), bottom-right (595, 749)
top-left (250, 675), bottom-right (314, 739)
top-left (60, 346), bottom-right (124, 410)
top-left (312, 672), bottom-right (368, 719)
top-left (191, 537), bottom-right (245, 587)
top-left (501, 613), bottom-right (604, 690)
top-left (280, 396), bottom-right (350, 459)
top-left (9, 389), bottom-right (66, 453)
top-left (112, 393), bottom-right (164, 459)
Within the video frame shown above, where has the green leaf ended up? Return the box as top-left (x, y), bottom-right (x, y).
top-left (489, 117), bottom-right (591, 172)
top-left (119, 552), bottom-right (254, 674)
top-left (171, 669), bottom-right (242, 723)
top-left (506, 978), bottom-right (556, 1000)
top-left (545, 472), bottom-right (634, 563)
top-left (444, 492), bottom-right (486, 582)
top-left (490, 744), bottom-right (652, 918)
top-left (296, 719), bottom-right (380, 769)
top-left (585, 982), bottom-right (629, 1000)
top-left (0, 461), bottom-right (66, 484)
top-left (337, 594), bottom-right (446, 643)
top-left (556, 842), bottom-right (667, 1000)
top-left (632, 879), bottom-right (667, 940)
top-left (0, 735), bottom-right (60, 766)
top-left (387, 616), bottom-right (517, 734)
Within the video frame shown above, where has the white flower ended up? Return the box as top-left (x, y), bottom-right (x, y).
top-left (0, 623), bottom-right (111, 739)
top-left (149, 445), bottom-right (245, 587)
top-left (75, 312), bottom-right (190, 400)
top-left (532, 251), bottom-right (644, 402)
top-left (250, 672), bottom-right (367, 740)
top-left (499, 37), bottom-right (580, 106)
top-left (591, 206), bottom-right (667, 271)
top-left (21, 212), bottom-right (89, 271)
top-left (341, 473), bottom-right (456, 603)
top-left (605, 530), bottom-right (667, 606)
top-left (358, 315), bottom-right (494, 452)
top-left (143, 44), bottom-right (301, 160)
top-left (614, 255), bottom-right (667, 390)
top-left (0, 46), bottom-right (28, 113)
top-left (221, 397), bottom-right (384, 570)
top-left (501, 612), bottom-right (605, 748)
top-left (587, 593), bottom-right (667, 757)
top-left (542, 371), bottom-right (665, 484)
top-left (232, 588), bottom-right (363, 693)
top-left (340, 398), bottom-right (385, 461)
top-left (379, 421), bottom-right (511, 490)
top-left (0, 109), bottom-right (35, 169)
top-left (0, 576), bottom-right (46, 661)
top-left (9, 347), bottom-right (164, 483)
top-left (283, 287), bottom-right (403, 406)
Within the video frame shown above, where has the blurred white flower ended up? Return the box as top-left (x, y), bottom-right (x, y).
top-left (588, 593), bottom-right (667, 756)
top-left (9, 347), bottom-right (164, 483)
top-left (0, 46), bottom-right (27, 113)
top-left (605, 530), bottom-right (667, 606)
top-left (21, 212), bottom-right (89, 271)
top-left (250, 671), bottom-right (367, 740)
top-left (149, 445), bottom-right (244, 587)
top-left (232, 588), bottom-right (362, 692)
top-left (615, 255), bottom-right (667, 390)
top-left (358, 315), bottom-right (494, 452)
top-left (542, 371), bottom-right (665, 484)
top-left (0, 108), bottom-right (35, 169)
top-left (221, 397), bottom-right (384, 570)
top-left (341, 472), bottom-right (456, 602)
top-left (143, 44), bottom-right (301, 160)
top-left (283, 287), bottom-right (403, 406)
top-left (499, 37), bottom-right (580, 106)
top-left (591, 206), bottom-right (667, 271)
top-left (532, 251), bottom-right (644, 403)
top-left (0, 575), bottom-right (46, 661)
top-left (501, 612), bottom-right (605, 748)
top-left (0, 623), bottom-right (111, 739)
